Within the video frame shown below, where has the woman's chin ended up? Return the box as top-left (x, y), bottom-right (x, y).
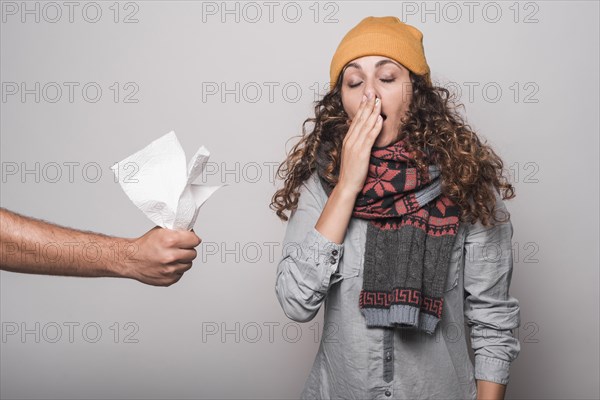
top-left (374, 125), bottom-right (402, 147)
top-left (374, 133), bottom-right (391, 148)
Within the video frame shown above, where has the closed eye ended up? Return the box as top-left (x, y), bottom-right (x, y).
top-left (348, 78), bottom-right (395, 88)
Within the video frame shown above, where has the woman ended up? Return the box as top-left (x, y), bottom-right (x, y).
top-left (271, 16), bottom-right (521, 400)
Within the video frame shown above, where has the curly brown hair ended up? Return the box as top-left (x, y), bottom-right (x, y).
top-left (269, 68), bottom-right (515, 227)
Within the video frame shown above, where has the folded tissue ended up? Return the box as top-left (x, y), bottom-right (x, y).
top-left (111, 131), bottom-right (226, 231)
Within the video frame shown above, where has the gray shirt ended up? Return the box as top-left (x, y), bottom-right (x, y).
top-left (275, 171), bottom-right (521, 400)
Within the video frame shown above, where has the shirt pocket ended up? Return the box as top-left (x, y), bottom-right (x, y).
top-left (444, 225), bottom-right (466, 292)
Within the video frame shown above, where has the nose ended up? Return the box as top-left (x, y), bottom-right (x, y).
top-left (363, 82), bottom-right (381, 101)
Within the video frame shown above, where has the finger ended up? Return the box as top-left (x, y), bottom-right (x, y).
top-left (173, 262), bottom-right (193, 274)
top-left (353, 93), bottom-right (378, 133)
top-left (344, 94), bottom-right (370, 143)
top-left (362, 114), bottom-right (384, 146)
top-left (165, 274), bottom-right (183, 286)
top-left (172, 248), bottom-right (198, 263)
top-left (176, 231), bottom-right (202, 248)
top-left (355, 93), bottom-right (374, 121)
top-left (362, 97), bottom-right (382, 135)
top-left (352, 97), bottom-right (381, 149)
top-left (344, 95), bottom-right (370, 145)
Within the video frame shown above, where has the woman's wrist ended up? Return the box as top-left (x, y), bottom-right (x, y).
top-left (333, 181), bottom-right (361, 200)
top-left (315, 182), bottom-right (358, 245)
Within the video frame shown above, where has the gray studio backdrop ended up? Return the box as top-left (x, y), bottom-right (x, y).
top-left (1, 1), bottom-right (598, 399)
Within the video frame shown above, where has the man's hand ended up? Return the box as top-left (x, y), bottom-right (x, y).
top-left (124, 227), bottom-right (202, 287)
top-left (0, 208), bottom-right (202, 287)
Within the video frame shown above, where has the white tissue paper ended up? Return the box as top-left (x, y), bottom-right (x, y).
top-left (111, 131), bottom-right (226, 231)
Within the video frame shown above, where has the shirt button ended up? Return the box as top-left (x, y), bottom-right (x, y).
top-left (385, 352), bottom-right (392, 362)
top-left (331, 249), bottom-right (338, 256)
top-left (385, 390), bottom-right (392, 397)
top-left (329, 257), bottom-right (336, 264)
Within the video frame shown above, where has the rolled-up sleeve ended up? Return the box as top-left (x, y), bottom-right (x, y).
top-left (463, 195), bottom-right (521, 386)
top-left (274, 174), bottom-right (344, 323)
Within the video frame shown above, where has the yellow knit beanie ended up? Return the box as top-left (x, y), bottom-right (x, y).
top-left (329, 16), bottom-right (431, 90)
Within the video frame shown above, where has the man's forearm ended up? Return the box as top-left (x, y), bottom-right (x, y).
top-left (0, 208), bottom-right (131, 278)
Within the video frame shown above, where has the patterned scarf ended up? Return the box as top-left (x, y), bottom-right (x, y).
top-left (316, 138), bottom-right (461, 334)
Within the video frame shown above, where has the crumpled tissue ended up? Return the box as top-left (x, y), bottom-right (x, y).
top-left (111, 131), bottom-right (226, 230)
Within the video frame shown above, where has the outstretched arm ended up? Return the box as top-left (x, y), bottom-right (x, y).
top-left (0, 208), bottom-right (201, 286)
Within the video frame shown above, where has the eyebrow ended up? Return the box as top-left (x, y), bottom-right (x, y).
top-left (344, 59), bottom-right (403, 72)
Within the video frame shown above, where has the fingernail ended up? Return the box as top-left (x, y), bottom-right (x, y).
top-left (375, 97), bottom-right (380, 105)
top-left (362, 95), bottom-right (367, 103)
